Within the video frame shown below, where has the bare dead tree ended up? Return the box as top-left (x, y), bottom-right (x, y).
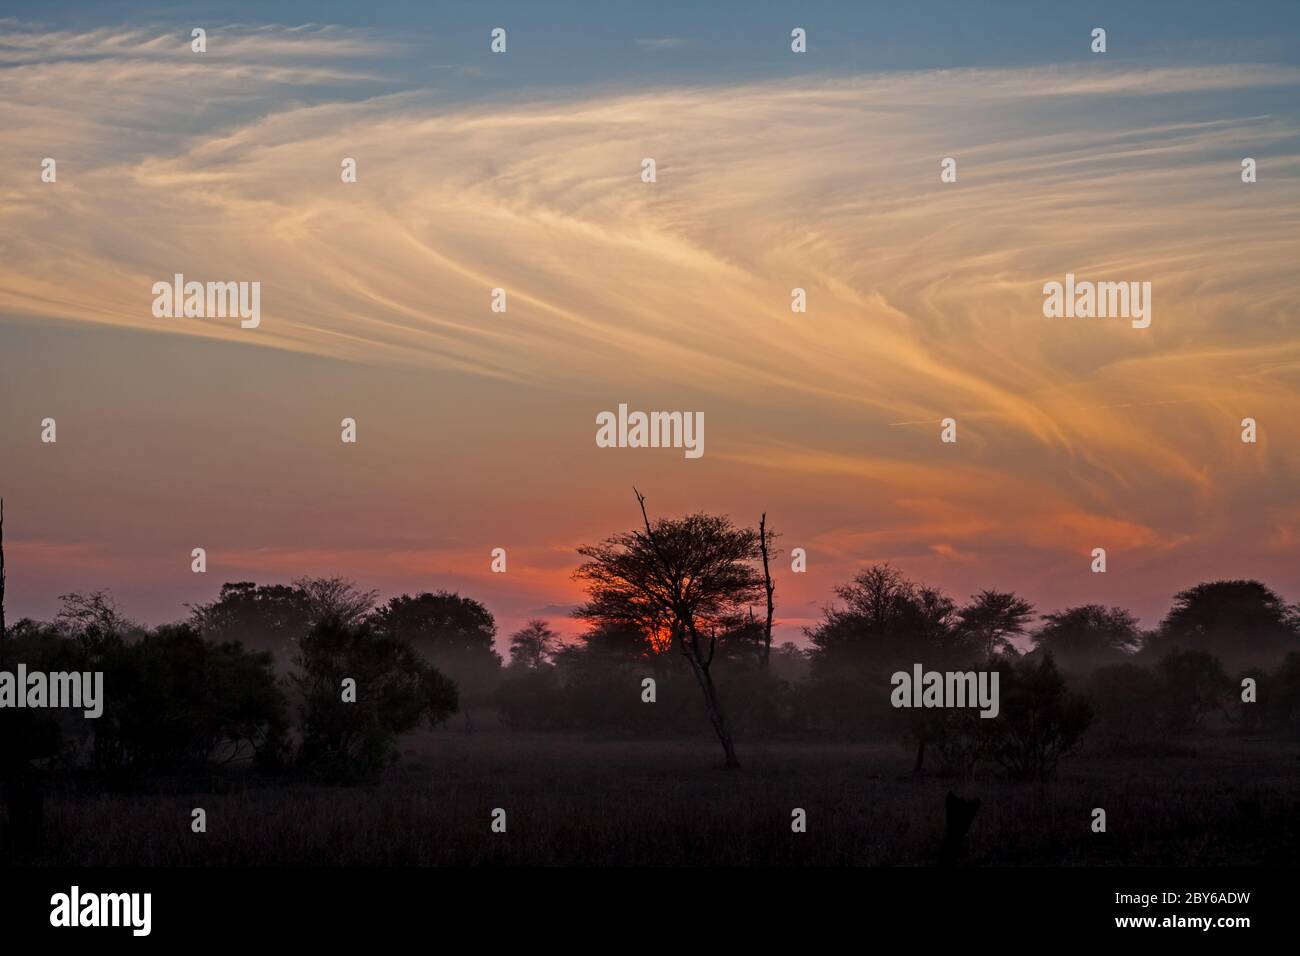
top-left (759, 512), bottom-right (774, 671)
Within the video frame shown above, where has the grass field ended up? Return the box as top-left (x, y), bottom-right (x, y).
top-left (32, 726), bottom-right (1300, 867)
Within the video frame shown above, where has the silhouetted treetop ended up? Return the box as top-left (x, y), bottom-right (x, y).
top-left (1149, 579), bottom-right (1298, 669)
top-left (1031, 604), bottom-right (1142, 672)
top-left (957, 589), bottom-right (1034, 659)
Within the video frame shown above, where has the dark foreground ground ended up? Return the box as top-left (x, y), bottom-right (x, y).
top-left (30, 729), bottom-right (1300, 866)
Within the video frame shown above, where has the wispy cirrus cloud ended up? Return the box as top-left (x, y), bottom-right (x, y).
top-left (2, 21), bottom-right (1297, 630)
top-left (0, 21), bottom-right (397, 65)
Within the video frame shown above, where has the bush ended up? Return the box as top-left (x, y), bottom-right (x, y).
top-left (1228, 667), bottom-right (1267, 735)
top-left (0, 622), bottom-right (83, 775)
top-left (1086, 662), bottom-right (1163, 747)
top-left (1263, 653), bottom-right (1300, 737)
top-left (90, 625), bottom-right (289, 777)
top-left (981, 655), bottom-right (1092, 781)
top-left (494, 665), bottom-right (562, 731)
top-left (1156, 649), bottom-right (1232, 734)
top-left (293, 618), bottom-right (457, 781)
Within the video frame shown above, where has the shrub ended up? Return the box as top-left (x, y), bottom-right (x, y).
top-left (1086, 662), bottom-right (1163, 746)
top-left (292, 618), bottom-right (457, 781)
top-left (90, 625), bottom-right (288, 777)
top-left (980, 655), bottom-right (1092, 781)
top-left (1156, 649), bottom-right (1232, 733)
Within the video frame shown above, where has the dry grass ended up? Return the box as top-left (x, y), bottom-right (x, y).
top-left (33, 729), bottom-right (1300, 866)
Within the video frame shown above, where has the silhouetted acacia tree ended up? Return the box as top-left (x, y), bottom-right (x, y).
top-left (807, 565), bottom-right (960, 675)
top-left (55, 590), bottom-right (134, 642)
top-left (1032, 604), bottom-right (1142, 673)
top-left (293, 576), bottom-right (378, 627)
top-left (189, 577), bottom-right (375, 671)
top-left (496, 620), bottom-right (563, 731)
top-left (805, 565), bottom-right (963, 745)
top-left (957, 590), bottom-right (1034, 659)
top-left (1148, 580), bottom-right (1299, 670)
top-left (573, 491), bottom-right (769, 768)
top-left (508, 620), bottom-right (560, 670)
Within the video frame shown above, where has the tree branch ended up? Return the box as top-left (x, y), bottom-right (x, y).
top-left (633, 486), bottom-right (685, 617)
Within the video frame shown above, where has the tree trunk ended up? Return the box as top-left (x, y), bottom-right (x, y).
top-left (686, 655), bottom-right (741, 769)
top-left (631, 490), bottom-right (742, 768)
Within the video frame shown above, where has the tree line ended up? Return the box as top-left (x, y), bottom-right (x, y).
top-left (2, 490), bottom-right (1299, 854)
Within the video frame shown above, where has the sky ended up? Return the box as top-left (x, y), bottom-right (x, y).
top-left (1, 1), bottom-right (1298, 649)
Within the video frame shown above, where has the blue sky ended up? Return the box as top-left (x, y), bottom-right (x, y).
top-left (7, 1), bottom-right (1300, 92)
